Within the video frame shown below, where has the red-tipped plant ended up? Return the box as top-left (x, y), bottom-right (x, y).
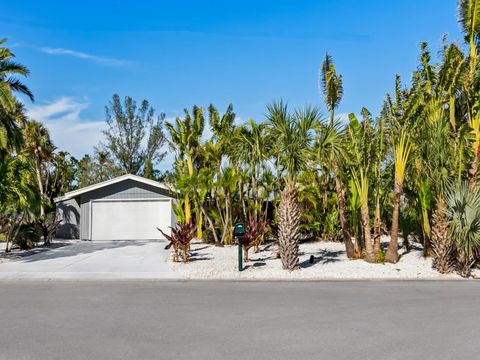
top-left (242, 214), bottom-right (267, 261)
top-left (158, 222), bottom-right (197, 262)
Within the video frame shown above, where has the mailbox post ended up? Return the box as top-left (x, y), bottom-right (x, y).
top-left (233, 223), bottom-right (245, 271)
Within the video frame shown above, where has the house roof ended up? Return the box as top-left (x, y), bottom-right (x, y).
top-left (55, 174), bottom-right (172, 202)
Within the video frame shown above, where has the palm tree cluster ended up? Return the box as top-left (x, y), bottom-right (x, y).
top-left (163, 1), bottom-right (480, 276)
top-left (2, 1), bottom-right (480, 277)
top-left (0, 39), bottom-right (78, 251)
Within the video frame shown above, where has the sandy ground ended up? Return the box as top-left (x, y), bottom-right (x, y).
top-left (171, 237), bottom-right (464, 280)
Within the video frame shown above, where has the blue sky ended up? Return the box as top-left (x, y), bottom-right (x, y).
top-left (3, 0), bottom-right (462, 168)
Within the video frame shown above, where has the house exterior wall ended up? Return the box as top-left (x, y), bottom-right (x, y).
top-left (56, 197), bottom-right (81, 239)
top-left (56, 179), bottom-right (176, 240)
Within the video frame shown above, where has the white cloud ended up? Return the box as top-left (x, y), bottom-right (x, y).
top-left (26, 97), bottom-right (106, 158)
top-left (39, 47), bottom-right (132, 66)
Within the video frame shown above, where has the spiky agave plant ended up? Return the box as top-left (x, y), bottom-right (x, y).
top-left (445, 182), bottom-right (480, 276)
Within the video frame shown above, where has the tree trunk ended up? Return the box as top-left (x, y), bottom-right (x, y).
top-left (373, 198), bottom-right (382, 259)
top-left (385, 190), bottom-right (401, 263)
top-left (361, 203), bottom-right (375, 263)
top-left (333, 161), bottom-right (354, 259)
top-left (469, 141), bottom-right (480, 188)
top-left (35, 158), bottom-right (45, 218)
top-left (431, 197), bottom-right (454, 274)
top-left (277, 184), bottom-right (300, 271)
top-left (200, 206), bottom-right (219, 245)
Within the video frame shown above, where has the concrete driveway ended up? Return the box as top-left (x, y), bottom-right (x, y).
top-left (0, 241), bottom-right (180, 280)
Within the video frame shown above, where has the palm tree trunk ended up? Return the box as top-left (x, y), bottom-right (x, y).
top-left (332, 160), bottom-right (354, 258)
top-left (468, 142), bottom-right (480, 188)
top-left (335, 175), bottom-right (354, 258)
top-left (385, 190), bottom-right (401, 263)
top-left (373, 198), bottom-right (382, 259)
top-left (361, 203), bottom-right (375, 263)
top-left (278, 183), bottom-right (300, 270)
top-left (35, 158), bottom-right (45, 218)
top-left (200, 205), bottom-right (219, 245)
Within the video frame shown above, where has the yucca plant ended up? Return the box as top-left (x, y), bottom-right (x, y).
top-left (445, 182), bottom-right (480, 276)
top-left (158, 222), bottom-right (197, 263)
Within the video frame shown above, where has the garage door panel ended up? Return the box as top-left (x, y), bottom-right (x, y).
top-left (91, 200), bottom-right (170, 240)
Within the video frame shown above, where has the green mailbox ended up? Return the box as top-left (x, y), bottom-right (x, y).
top-left (233, 223), bottom-right (245, 237)
top-left (233, 223), bottom-right (245, 271)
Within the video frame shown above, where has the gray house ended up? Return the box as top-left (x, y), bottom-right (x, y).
top-left (55, 174), bottom-right (177, 241)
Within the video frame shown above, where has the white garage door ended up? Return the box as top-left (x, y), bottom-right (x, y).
top-left (91, 200), bottom-right (171, 241)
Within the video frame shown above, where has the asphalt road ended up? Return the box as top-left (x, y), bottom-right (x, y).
top-left (0, 281), bottom-right (478, 360)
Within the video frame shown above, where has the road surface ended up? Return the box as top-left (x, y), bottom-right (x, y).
top-left (0, 281), bottom-right (478, 359)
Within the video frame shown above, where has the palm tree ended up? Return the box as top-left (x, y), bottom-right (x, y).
top-left (458, 0), bottom-right (480, 75)
top-left (385, 131), bottom-right (413, 263)
top-left (22, 120), bottom-right (54, 219)
top-left (317, 54), bottom-right (355, 257)
top-left (0, 39), bottom-right (33, 156)
top-left (0, 155), bottom-right (40, 252)
top-left (0, 39), bottom-right (34, 110)
top-left (313, 120), bottom-right (355, 257)
top-left (352, 169), bottom-right (375, 262)
top-left (165, 106), bottom-right (204, 237)
top-left (267, 101), bottom-right (319, 270)
top-left (319, 53), bottom-right (343, 126)
top-left (445, 181), bottom-right (480, 276)
top-left (232, 119), bottom-right (271, 217)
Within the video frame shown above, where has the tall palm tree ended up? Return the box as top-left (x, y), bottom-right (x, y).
top-left (0, 39), bottom-right (33, 156)
top-left (165, 106), bottom-right (204, 237)
top-left (319, 53), bottom-right (343, 126)
top-left (352, 168), bottom-right (375, 262)
top-left (458, 0), bottom-right (480, 75)
top-left (22, 120), bottom-right (54, 219)
top-left (232, 119), bottom-right (271, 217)
top-left (314, 120), bottom-right (354, 257)
top-left (318, 54), bottom-right (354, 257)
top-left (0, 39), bottom-right (34, 110)
top-left (385, 131), bottom-right (413, 263)
top-left (267, 101), bottom-right (319, 270)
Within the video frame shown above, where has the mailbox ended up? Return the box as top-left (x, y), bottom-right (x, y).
top-left (233, 223), bottom-right (245, 238)
top-left (233, 223), bottom-right (245, 271)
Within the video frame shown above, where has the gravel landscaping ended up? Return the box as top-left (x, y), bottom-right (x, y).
top-left (170, 237), bottom-right (464, 280)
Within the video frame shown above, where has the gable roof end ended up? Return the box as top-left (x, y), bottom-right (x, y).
top-left (54, 174), bottom-right (172, 202)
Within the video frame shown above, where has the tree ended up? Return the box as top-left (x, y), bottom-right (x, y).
top-left (0, 39), bottom-right (33, 157)
top-left (22, 120), bottom-right (54, 219)
top-left (385, 131), bottom-right (413, 263)
top-left (319, 53), bottom-right (343, 126)
top-left (0, 155), bottom-right (40, 252)
top-left (100, 94), bottom-right (166, 178)
top-left (318, 54), bottom-right (355, 257)
top-left (165, 106), bottom-right (205, 238)
top-left (267, 101), bottom-right (320, 270)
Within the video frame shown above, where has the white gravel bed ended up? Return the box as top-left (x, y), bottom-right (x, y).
top-left (170, 238), bottom-right (463, 280)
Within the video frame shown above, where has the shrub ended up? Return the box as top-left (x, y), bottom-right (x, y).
top-left (242, 214), bottom-right (267, 261)
top-left (445, 182), bottom-right (480, 277)
top-left (158, 222), bottom-right (197, 263)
